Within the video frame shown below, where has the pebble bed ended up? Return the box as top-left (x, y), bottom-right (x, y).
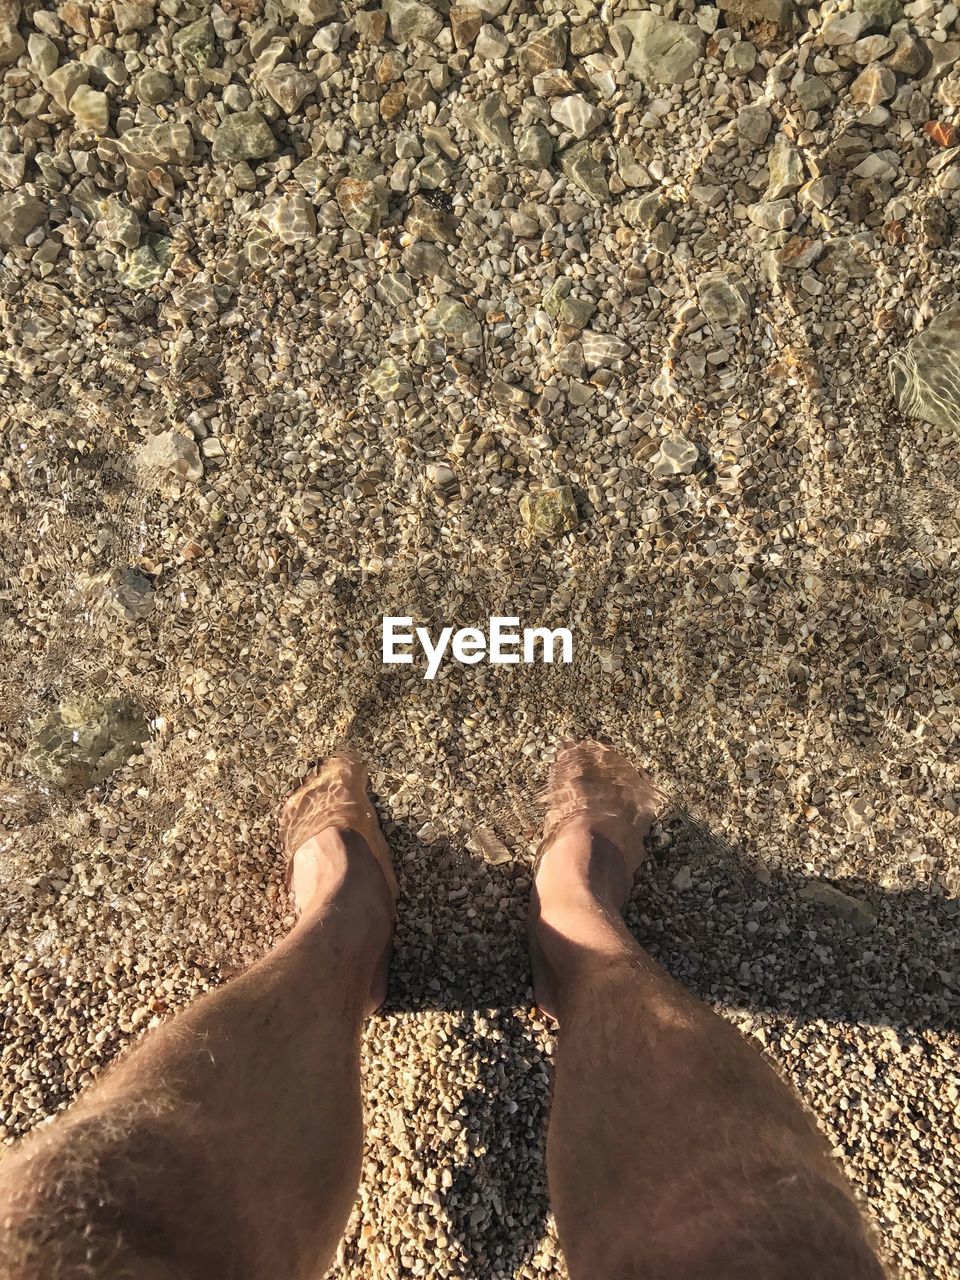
top-left (1, 0), bottom-right (959, 1276)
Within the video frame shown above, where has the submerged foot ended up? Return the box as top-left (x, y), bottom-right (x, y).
top-left (529, 740), bottom-right (660, 1019)
top-left (280, 752), bottom-right (397, 1013)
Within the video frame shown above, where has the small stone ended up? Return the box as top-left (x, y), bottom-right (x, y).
top-left (380, 85), bottom-right (406, 122)
top-left (98, 195), bottom-right (140, 248)
top-left (850, 34), bottom-right (895, 64)
top-left (617, 12), bottom-right (707, 86)
top-left (651, 223), bottom-right (676, 253)
top-left (821, 12), bottom-right (869, 44)
top-left (550, 94), bottom-right (602, 139)
top-left (724, 42), bottom-right (757, 75)
top-left (45, 61), bottom-right (89, 111)
top-left (135, 69), bottom-right (172, 105)
top-left (747, 198), bottom-right (796, 231)
top-left (336, 176), bottom-right (388, 233)
top-left (622, 191), bottom-right (666, 228)
top-left (581, 331), bottom-right (630, 369)
top-left (314, 23), bottom-right (342, 53)
top-left (917, 196), bottom-right (951, 248)
top-left (550, 293), bottom-right (592, 330)
top-left (542, 277), bottom-right (572, 318)
top-left (854, 0), bottom-right (902, 31)
top-left (113, 2), bottom-right (155, 35)
top-left (718, 0), bottom-right (794, 23)
top-left (0, 190), bottom-right (46, 245)
top-left (0, 20), bottom-right (24, 65)
top-left (426, 297), bottom-right (481, 346)
top-left (402, 239), bottom-right (449, 277)
top-left (796, 75), bottom-right (832, 112)
top-left (69, 84), bottom-right (109, 133)
top-left (886, 34), bottom-right (926, 75)
top-left (355, 8), bottom-right (388, 42)
top-left (276, 0), bottom-right (337, 18)
top-left (264, 190), bottom-right (316, 243)
top-left (385, 0), bottom-right (443, 47)
top-left (532, 68), bottom-right (576, 96)
top-left (222, 83), bottom-right (251, 112)
top-left (519, 23), bottom-right (568, 76)
top-left (890, 304), bottom-right (960, 432)
top-left (406, 195), bottom-right (456, 244)
top-left (737, 103), bottom-right (772, 145)
top-left (106, 568), bottom-right (154, 622)
top-left (761, 234), bottom-right (824, 280)
top-left (671, 865), bottom-right (693, 892)
top-left (261, 65), bottom-right (316, 113)
top-left (27, 697), bottom-right (148, 793)
top-left (652, 433), bottom-right (698, 478)
top-left (211, 111), bottom-right (275, 162)
top-left (697, 269), bottom-right (753, 327)
top-left (474, 23), bottom-right (509, 59)
top-left (0, 154), bottom-right (26, 189)
top-left (561, 140), bottom-right (608, 202)
top-left (519, 486), bottom-right (578, 537)
top-left (799, 880), bottom-right (877, 935)
top-left (138, 428), bottom-right (202, 492)
top-left (173, 15), bottom-right (216, 71)
top-left (851, 64), bottom-right (897, 107)
top-left (120, 122), bottom-right (194, 167)
top-left (798, 175), bottom-right (837, 211)
top-left (517, 124), bottom-right (553, 168)
top-left (461, 93), bottom-right (512, 150)
top-left (449, 5), bottom-right (481, 48)
top-left (81, 45), bottom-right (126, 85)
top-left (766, 138), bottom-right (804, 199)
top-left (280, 0), bottom-right (337, 19)
top-left (28, 33), bottom-right (58, 78)
top-left (570, 20), bottom-right (605, 57)
top-left (368, 356), bottom-right (413, 400)
top-left (924, 120), bottom-right (958, 149)
top-left (120, 231), bottom-right (173, 288)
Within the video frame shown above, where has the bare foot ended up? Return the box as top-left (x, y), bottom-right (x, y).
top-left (280, 752), bottom-right (397, 1013)
top-left (529, 740), bottom-right (660, 1019)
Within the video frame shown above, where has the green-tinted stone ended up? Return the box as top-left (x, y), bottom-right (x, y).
top-left (120, 232), bottom-right (173, 289)
top-left (368, 356), bottom-right (413, 400)
top-left (560, 140), bottom-right (608, 202)
top-left (174, 15), bottom-right (217, 70)
top-left (27, 697), bottom-right (148, 792)
top-left (558, 296), bottom-right (596, 328)
top-left (520, 485), bottom-right (579, 537)
top-left (425, 297), bottom-right (481, 346)
top-left (854, 0), bottom-right (903, 31)
top-left (211, 110), bottom-right (276, 162)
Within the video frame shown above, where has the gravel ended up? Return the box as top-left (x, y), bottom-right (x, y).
top-left (2, 0), bottom-right (959, 1276)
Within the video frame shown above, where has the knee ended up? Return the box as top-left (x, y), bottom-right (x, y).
top-left (0, 1106), bottom-right (233, 1280)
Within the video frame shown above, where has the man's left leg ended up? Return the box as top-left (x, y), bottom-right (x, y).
top-left (0, 755), bottom-right (396, 1280)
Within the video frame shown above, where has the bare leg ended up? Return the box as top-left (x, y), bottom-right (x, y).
top-left (530, 742), bottom-right (886, 1280)
top-left (0, 755), bottom-right (396, 1280)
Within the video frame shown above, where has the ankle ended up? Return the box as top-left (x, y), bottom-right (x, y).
top-left (292, 828), bottom-right (394, 934)
top-left (534, 826), bottom-right (632, 921)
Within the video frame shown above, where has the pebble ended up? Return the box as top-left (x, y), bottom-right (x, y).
top-left (890, 305), bottom-right (960, 431)
top-left (618, 12), bottom-right (707, 85)
top-left (211, 111), bottom-right (275, 163)
top-left (652, 433), bottom-right (699, 477)
top-left (519, 485), bottom-right (579, 537)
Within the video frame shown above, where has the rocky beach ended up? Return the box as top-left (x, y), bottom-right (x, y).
top-left (1, 0), bottom-right (959, 1275)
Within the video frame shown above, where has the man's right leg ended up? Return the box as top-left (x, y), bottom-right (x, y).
top-left (530, 742), bottom-right (886, 1280)
top-left (0, 754), bottom-right (397, 1280)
